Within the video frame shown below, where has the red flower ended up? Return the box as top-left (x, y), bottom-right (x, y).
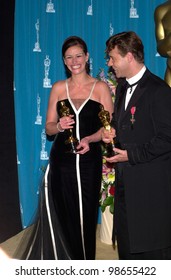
top-left (109, 185), bottom-right (115, 196)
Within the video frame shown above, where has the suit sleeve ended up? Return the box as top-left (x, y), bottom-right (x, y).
top-left (127, 85), bottom-right (171, 165)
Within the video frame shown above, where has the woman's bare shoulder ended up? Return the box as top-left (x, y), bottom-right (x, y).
top-left (95, 79), bottom-right (109, 88)
top-left (52, 80), bottom-right (66, 90)
top-left (47, 80), bottom-right (67, 104)
top-left (94, 80), bottom-right (111, 94)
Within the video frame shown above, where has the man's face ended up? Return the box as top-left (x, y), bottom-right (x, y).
top-left (107, 46), bottom-right (130, 78)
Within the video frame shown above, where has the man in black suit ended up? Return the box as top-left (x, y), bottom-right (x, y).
top-left (102, 31), bottom-right (171, 259)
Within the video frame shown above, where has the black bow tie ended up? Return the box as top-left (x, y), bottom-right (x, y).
top-left (126, 81), bottom-right (139, 94)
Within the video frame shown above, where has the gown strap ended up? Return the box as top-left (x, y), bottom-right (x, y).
top-left (88, 80), bottom-right (97, 100)
top-left (65, 80), bottom-right (69, 99)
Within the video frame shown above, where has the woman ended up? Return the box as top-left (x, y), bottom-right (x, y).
top-left (21, 36), bottom-right (113, 260)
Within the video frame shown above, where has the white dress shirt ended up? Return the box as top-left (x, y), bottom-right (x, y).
top-left (125, 66), bottom-right (146, 110)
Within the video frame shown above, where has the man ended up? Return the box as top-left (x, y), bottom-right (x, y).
top-left (154, 1), bottom-right (171, 86)
top-left (103, 31), bottom-right (171, 259)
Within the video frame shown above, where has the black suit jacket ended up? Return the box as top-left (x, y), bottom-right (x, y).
top-left (113, 69), bottom-right (171, 253)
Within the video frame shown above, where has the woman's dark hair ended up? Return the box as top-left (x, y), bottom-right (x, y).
top-left (62, 36), bottom-right (90, 75)
top-left (106, 31), bottom-right (144, 64)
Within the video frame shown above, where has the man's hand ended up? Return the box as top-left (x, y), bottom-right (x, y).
top-left (104, 148), bottom-right (128, 163)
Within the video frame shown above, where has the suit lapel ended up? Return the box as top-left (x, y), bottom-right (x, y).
top-left (115, 81), bottom-right (128, 123)
top-left (118, 69), bottom-right (150, 123)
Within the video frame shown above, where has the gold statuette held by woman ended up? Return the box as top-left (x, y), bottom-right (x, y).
top-left (98, 104), bottom-right (115, 157)
top-left (60, 101), bottom-right (79, 153)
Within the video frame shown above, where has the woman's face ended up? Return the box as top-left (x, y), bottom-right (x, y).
top-left (63, 45), bottom-right (89, 75)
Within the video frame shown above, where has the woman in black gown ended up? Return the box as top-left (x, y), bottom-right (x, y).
top-left (19, 36), bottom-right (113, 260)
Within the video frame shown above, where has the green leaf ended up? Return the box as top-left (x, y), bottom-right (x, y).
top-left (103, 196), bottom-right (113, 206)
top-left (109, 203), bottom-right (114, 214)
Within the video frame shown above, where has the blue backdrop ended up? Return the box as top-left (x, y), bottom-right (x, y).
top-left (14, 0), bottom-right (166, 228)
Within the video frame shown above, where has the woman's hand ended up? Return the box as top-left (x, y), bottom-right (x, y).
top-left (101, 127), bottom-right (116, 143)
top-left (58, 115), bottom-right (75, 130)
top-left (76, 137), bottom-right (90, 154)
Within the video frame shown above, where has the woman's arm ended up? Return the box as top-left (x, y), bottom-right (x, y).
top-left (46, 81), bottom-right (75, 135)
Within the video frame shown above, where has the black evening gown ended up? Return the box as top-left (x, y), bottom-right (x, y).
top-left (18, 81), bottom-right (103, 260)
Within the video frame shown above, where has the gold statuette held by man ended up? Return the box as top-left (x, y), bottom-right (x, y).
top-left (98, 104), bottom-right (115, 157)
top-left (59, 101), bottom-right (79, 153)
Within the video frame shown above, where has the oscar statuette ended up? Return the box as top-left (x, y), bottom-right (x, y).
top-left (59, 101), bottom-right (79, 153)
top-left (98, 104), bottom-right (115, 157)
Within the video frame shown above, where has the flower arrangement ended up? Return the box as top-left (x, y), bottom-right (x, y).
top-left (97, 67), bottom-right (117, 101)
top-left (100, 161), bottom-right (115, 214)
top-left (97, 68), bottom-right (117, 214)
